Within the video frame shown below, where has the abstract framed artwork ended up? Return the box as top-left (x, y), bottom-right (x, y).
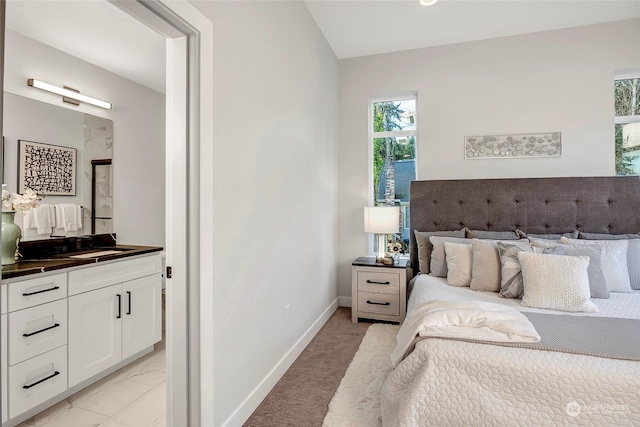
top-left (465, 132), bottom-right (562, 159)
top-left (18, 140), bottom-right (77, 195)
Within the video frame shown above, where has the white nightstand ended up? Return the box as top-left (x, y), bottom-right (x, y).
top-left (351, 257), bottom-right (408, 324)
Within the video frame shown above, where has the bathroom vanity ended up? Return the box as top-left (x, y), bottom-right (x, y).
top-left (0, 239), bottom-right (163, 426)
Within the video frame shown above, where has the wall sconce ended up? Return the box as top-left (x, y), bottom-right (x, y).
top-left (27, 79), bottom-right (112, 110)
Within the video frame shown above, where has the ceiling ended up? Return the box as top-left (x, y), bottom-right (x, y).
top-left (305, 0), bottom-right (640, 59)
top-left (6, 0), bottom-right (166, 94)
top-left (4, 1), bottom-right (639, 94)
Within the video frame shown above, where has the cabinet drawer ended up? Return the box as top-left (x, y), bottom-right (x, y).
top-left (8, 273), bottom-right (67, 312)
top-left (9, 299), bottom-right (67, 366)
top-left (1, 284), bottom-right (7, 314)
top-left (357, 271), bottom-right (400, 294)
top-left (68, 254), bottom-right (162, 296)
top-left (9, 345), bottom-right (67, 419)
top-left (357, 291), bottom-right (400, 316)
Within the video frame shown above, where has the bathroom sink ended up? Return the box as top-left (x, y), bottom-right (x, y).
top-left (69, 250), bottom-right (124, 259)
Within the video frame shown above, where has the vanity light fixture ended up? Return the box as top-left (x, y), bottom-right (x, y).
top-left (420, 0), bottom-right (438, 5)
top-left (27, 79), bottom-right (112, 110)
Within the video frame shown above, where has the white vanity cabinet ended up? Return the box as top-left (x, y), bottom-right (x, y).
top-left (68, 273), bottom-right (162, 387)
top-left (2, 295), bottom-right (8, 424)
top-left (1, 252), bottom-right (162, 426)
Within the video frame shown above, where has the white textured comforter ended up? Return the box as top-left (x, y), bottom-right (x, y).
top-left (390, 300), bottom-right (540, 368)
top-left (381, 275), bottom-right (640, 426)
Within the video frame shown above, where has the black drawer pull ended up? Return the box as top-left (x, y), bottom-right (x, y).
top-left (116, 294), bottom-right (122, 319)
top-left (366, 280), bottom-right (390, 285)
top-left (367, 300), bottom-right (391, 306)
top-left (23, 323), bottom-right (60, 337)
top-left (23, 371), bottom-right (60, 389)
top-left (22, 286), bottom-right (60, 297)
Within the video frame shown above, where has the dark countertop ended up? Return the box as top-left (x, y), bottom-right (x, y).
top-left (352, 256), bottom-right (408, 268)
top-left (2, 245), bottom-right (163, 280)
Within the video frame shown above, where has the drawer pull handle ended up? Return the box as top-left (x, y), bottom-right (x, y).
top-left (23, 323), bottom-right (61, 337)
top-left (126, 291), bottom-right (132, 315)
top-left (23, 371), bottom-right (60, 389)
top-left (116, 294), bottom-right (122, 319)
top-left (366, 280), bottom-right (390, 285)
top-left (367, 300), bottom-right (390, 306)
top-left (22, 286), bottom-right (60, 297)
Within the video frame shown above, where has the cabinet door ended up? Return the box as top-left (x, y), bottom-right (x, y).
top-left (122, 275), bottom-right (162, 359)
top-left (2, 314), bottom-right (8, 423)
top-left (68, 285), bottom-right (122, 387)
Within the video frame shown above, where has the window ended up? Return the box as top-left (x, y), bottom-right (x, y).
top-left (615, 73), bottom-right (640, 175)
top-left (370, 96), bottom-right (417, 255)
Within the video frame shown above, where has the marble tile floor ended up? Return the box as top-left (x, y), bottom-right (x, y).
top-left (18, 341), bottom-right (166, 427)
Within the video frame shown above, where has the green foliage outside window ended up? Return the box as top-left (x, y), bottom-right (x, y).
top-left (372, 102), bottom-right (416, 201)
top-left (615, 78), bottom-right (640, 176)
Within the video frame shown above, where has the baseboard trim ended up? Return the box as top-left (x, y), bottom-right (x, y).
top-left (338, 296), bottom-right (352, 307)
top-left (222, 297), bottom-right (340, 427)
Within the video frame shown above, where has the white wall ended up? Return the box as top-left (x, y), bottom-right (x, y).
top-left (3, 92), bottom-right (84, 206)
top-left (190, 1), bottom-right (339, 425)
top-left (4, 30), bottom-right (165, 246)
top-left (338, 19), bottom-right (640, 298)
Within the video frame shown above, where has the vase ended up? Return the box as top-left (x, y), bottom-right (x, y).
top-left (2, 211), bottom-right (21, 265)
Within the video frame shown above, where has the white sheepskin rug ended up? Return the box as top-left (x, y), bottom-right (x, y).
top-left (322, 324), bottom-right (400, 427)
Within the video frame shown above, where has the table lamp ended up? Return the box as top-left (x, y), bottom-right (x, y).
top-left (364, 206), bottom-right (400, 262)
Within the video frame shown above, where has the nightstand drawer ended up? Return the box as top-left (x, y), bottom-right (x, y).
top-left (357, 271), bottom-right (400, 294)
top-left (357, 291), bottom-right (399, 316)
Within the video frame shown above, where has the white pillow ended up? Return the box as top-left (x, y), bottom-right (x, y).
top-left (444, 242), bottom-right (473, 287)
top-left (560, 237), bottom-right (632, 293)
top-left (518, 252), bottom-right (597, 313)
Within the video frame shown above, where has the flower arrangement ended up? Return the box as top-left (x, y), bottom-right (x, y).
top-left (2, 186), bottom-right (43, 214)
top-left (387, 241), bottom-right (403, 255)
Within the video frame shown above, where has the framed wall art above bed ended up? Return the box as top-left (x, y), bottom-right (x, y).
top-left (18, 139), bottom-right (77, 195)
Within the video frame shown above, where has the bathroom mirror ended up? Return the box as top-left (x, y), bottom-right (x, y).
top-left (3, 92), bottom-right (114, 238)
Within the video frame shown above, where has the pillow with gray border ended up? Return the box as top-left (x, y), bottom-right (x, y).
top-left (414, 229), bottom-right (465, 275)
top-left (578, 232), bottom-right (640, 290)
top-left (428, 235), bottom-right (471, 278)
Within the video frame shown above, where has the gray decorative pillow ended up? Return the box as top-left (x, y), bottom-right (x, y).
top-left (414, 229), bottom-right (465, 274)
top-left (466, 229), bottom-right (520, 240)
top-left (428, 236), bottom-right (470, 278)
top-left (562, 245), bottom-right (610, 299)
top-left (497, 242), bottom-right (563, 298)
top-left (578, 232), bottom-right (640, 290)
top-left (517, 230), bottom-right (579, 240)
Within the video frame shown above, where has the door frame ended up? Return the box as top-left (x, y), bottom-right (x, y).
top-left (107, 1), bottom-right (213, 426)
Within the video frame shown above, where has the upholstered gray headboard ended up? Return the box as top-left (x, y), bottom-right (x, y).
top-left (409, 176), bottom-right (640, 269)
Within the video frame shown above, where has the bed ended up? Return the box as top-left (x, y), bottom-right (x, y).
top-left (381, 177), bottom-right (640, 426)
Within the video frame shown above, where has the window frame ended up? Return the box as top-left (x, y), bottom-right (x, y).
top-left (368, 93), bottom-right (419, 257)
top-left (614, 72), bottom-right (640, 176)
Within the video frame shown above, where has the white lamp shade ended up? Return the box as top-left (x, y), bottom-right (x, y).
top-left (364, 206), bottom-right (400, 234)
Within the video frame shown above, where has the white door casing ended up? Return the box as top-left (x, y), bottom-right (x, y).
top-left (107, 1), bottom-right (214, 425)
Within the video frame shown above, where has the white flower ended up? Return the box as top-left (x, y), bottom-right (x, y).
top-left (2, 188), bottom-right (42, 214)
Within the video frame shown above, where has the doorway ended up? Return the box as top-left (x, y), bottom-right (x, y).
top-left (0, 1), bottom-right (213, 426)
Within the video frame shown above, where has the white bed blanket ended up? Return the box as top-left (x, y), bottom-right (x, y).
top-left (391, 300), bottom-right (540, 368)
top-left (381, 275), bottom-right (640, 426)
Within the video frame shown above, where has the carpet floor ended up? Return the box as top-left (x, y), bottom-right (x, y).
top-left (243, 307), bottom-right (372, 427)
